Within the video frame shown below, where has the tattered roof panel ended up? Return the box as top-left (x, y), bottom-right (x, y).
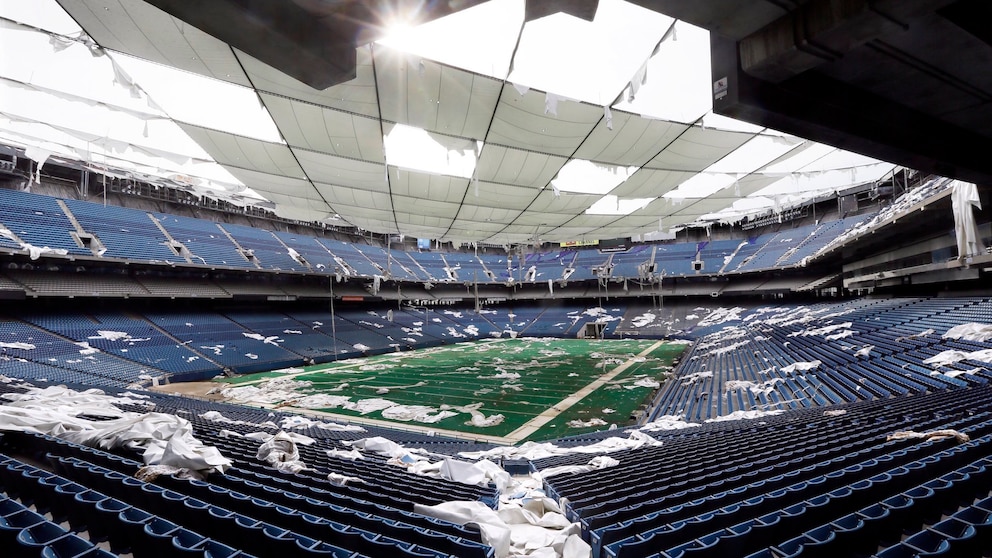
top-left (573, 112), bottom-right (689, 167)
top-left (262, 190), bottom-right (333, 222)
top-left (475, 144), bottom-right (567, 187)
top-left (487, 87), bottom-right (603, 157)
top-left (219, 167), bottom-right (313, 198)
top-left (610, 168), bottom-right (695, 198)
top-left (294, 150), bottom-right (388, 192)
top-left (460, 180), bottom-right (539, 211)
top-left (178, 124), bottom-right (305, 178)
top-left (525, 191), bottom-right (601, 215)
top-left (238, 46), bottom-right (379, 118)
top-left (645, 126), bottom-right (754, 172)
top-left (313, 186), bottom-right (391, 214)
top-left (261, 94), bottom-right (384, 161)
top-left (373, 47), bottom-right (502, 140)
top-left (452, 203), bottom-right (532, 224)
top-left (2, 0), bottom-right (901, 242)
top-left (561, 213), bottom-right (634, 229)
top-left (445, 219), bottom-right (511, 239)
top-left (389, 168), bottom-right (469, 205)
top-left (57, 0), bottom-right (251, 87)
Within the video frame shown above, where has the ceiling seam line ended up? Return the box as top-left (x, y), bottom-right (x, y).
top-left (369, 42), bottom-right (402, 238)
top-left (522, 19), bottom-right (678, 241)
top-left (486, 18), bottom-right (684, 243)
top-left (175, 115), bottom-right (757, 179)
top-left (438, 7), bottom-right (530, 243)
top-left (256, 83), bottom-right (708, 134)
top-left (537, 115), bottom-right (710, 243)
top-left (483, 109), bottom-right (606, 244)
top-left (229, 46), bottom-right (347, 227)
top-left (435, 82), bottom-right (504, 242)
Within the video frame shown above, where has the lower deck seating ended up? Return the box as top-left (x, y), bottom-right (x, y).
top-left (1, 291), bottom-right (992, 558)
top-left (0, 382), bottom-right (496, 558)
top-left (651, 296), bottom-right (992, 422)
top-left (542, 385), bottom-right (992, 558)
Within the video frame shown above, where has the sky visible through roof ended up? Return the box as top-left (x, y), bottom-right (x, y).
top-left (0, 0), bottom-right (897, 242)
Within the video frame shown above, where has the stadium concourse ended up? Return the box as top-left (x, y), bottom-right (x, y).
top-left (2, 1), bottom-right (992, 557)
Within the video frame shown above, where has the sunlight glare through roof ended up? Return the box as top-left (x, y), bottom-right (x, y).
top-left (377, 0), bottom-right (520, 79)
top-left (384, 123), bottom-right (480, 178)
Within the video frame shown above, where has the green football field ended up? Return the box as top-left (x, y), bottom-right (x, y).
top-left (217, 338), bottom-right (686, 443)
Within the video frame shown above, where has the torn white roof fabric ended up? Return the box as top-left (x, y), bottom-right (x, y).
top-left (0, 0), bottom-right (899, 242)
top-left (951, 181), bottom-right (985, 258)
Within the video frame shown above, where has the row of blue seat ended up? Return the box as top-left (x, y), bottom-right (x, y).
top-left (538, 382), bottom-right (992, 557)
top-left (0, 186), bottom-right (876, 282)
top-left (3, 422), bottom-right (495, 558)
top-left (650, 296), bottom-right (992, 421)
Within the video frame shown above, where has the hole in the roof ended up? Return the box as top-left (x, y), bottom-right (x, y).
top-left (383, 123), bottom-right (481, 179)
top-left (553, 160), bottom-right (639, 195)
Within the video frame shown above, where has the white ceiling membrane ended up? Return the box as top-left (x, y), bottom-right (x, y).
top-left (586, 195), bottom-right (655, 216)
top-left (177, 125), bottom-right (304, 179)
top-left (374, 47), bottom-right (502, 140)
top-left (463, 180), bottom-right (538, 211)
top-left (258, 93), bottom-right (384, 161)
top-left (57, 0), bottom-right (251, 87)
top-left (2, 0), bottom-right (901, 244)
top-left (574, 113), bottom-right (690, 167)
top-left (487, 86), bottom-right (604, 157)
top-left (239, 46), bottom-right (380, 118)
top-left (475, 145), bottom-right (566, 188)
top-left (645, 126), bottom-right (755, 172)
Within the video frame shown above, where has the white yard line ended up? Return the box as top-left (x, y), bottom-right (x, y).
top-left (503, 340), bottom-right (665, 443)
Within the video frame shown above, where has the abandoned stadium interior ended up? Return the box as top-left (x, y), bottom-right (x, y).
top-left (1, 1), bottom-right (992, 557)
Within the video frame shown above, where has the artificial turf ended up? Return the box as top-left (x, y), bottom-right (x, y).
top-left (218, 338), bottom-right (686, 442)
